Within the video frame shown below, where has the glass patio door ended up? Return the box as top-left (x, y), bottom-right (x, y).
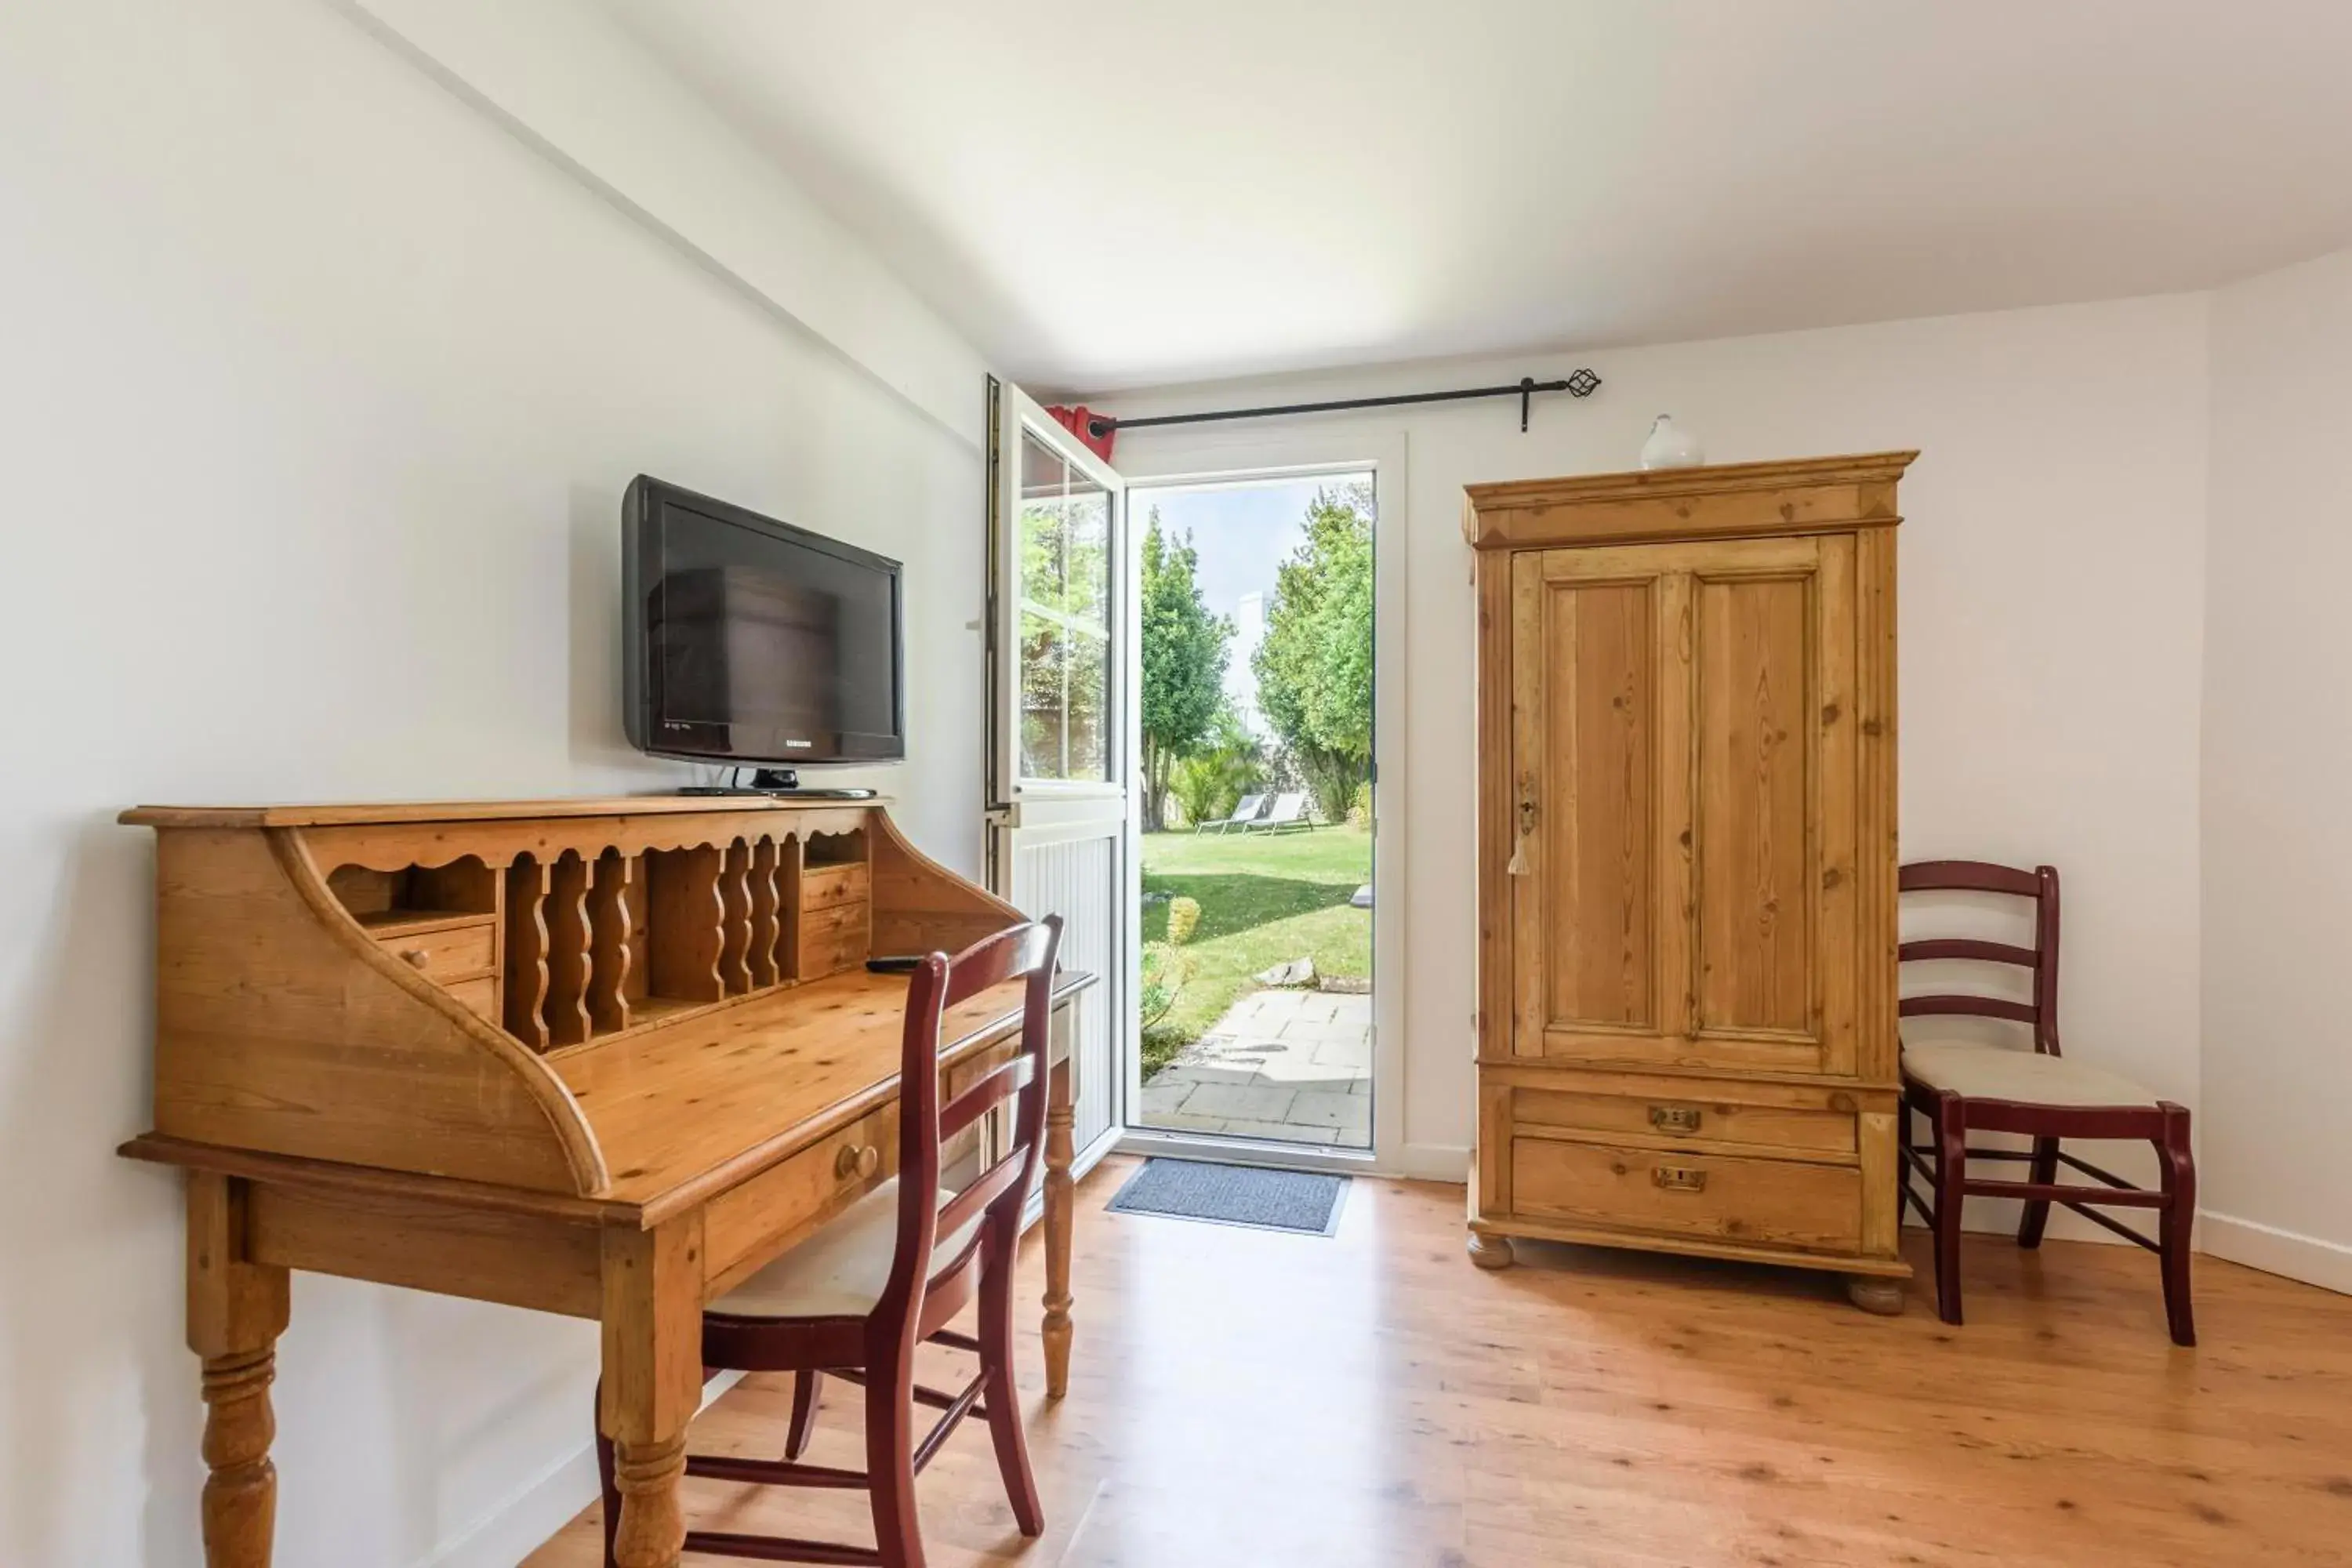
top-left (985, 379), bottom-right (1135, 1170)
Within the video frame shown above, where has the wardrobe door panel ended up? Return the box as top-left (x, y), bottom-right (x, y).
top-left (1508, 549), bottom-right (1689, 1064)
top-left (1682, 532), bottom-right (1860, 1079)
top-left (1693, 571), bottom-right (1813, 1035)
top-left (1508, 533), bottom-right (1864, 1078)
top-left (1541, 571), bottom-right (1656, 1030)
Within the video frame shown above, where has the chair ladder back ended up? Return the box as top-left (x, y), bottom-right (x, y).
top-left (1896, 859), bottom-right (2063, 1055)
top-left (880, 916), bottom-right (1063, 1318)
top-left (933, 1156), bottom-right (1027, 1272)
top-left (941, 1054), bottom-right (1034, 1142)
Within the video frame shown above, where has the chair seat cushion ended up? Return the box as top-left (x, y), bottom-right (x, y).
top-left (1902, 1040), bottom-right (2162, 1107)
top-left (709, 1178), bottom-right (982, 1321)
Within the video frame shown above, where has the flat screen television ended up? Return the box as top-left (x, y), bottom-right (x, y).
top-left (623, 476), bottom-right (905, 767)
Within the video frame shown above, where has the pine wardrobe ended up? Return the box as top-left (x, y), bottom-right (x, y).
top-left (1463, 452), bottom-right (1916, 1312)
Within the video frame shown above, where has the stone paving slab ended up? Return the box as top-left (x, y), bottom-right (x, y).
top-left (1142, 986), bottom-right (1372, 1149)
top-left (1310, 1036), bottom-right (1371, 1070)
top-left (1287, 1090), bottom-right (1371, 1134)
top-left (1277, 1019), bottom-right (1370, 1045)
top-left (1176, 1081), bottom-right (1299, 1122)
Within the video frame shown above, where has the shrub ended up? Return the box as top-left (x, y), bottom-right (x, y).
top-left (1167, 708), bottom-right (1263, 828)
top-left (1140, 942), bottom-right (1187, 1032)
top-left (1140, 895), bottom-right (1204, 1073)
top-left (1165, 895), bottom-right (1201, 946)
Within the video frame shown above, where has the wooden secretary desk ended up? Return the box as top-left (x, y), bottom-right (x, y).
top-left (1463, 453), bottom-right (1915, 1312)
top-left (114, 797), bottom-right (1091, 1568)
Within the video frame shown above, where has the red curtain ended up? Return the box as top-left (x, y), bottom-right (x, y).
top-left (1044, 404), bottom-right (1116, 463)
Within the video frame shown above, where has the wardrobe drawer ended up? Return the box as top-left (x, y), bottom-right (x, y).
top-left (377, 920), bottom-right (495, 979)
top-left (1510, 1136), bottom-right (1862, 1255)
top-left (1513, 1081), bottom-right (1856, 1159)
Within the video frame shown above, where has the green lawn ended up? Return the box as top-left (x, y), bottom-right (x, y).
top-left (1138, 826), bottom-right (1370, 1075)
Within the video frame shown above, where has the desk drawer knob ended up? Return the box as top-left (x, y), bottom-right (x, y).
top-left (836, 1143), bottom-right (880, 1181)
top-left (397, 949), bottom-right (432, 970)
top-left (1651, 1164), bottom-right (1707, 1193)
top-left (1649, 1104), bottom-right (1703, 1134)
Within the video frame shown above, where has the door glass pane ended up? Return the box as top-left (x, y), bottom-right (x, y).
top-left (1065, 619), bottom-right (1106, 776)
top-left (1020, 609), bottom-right (1069, 776)
top-left (1062, 485), bottom-right (1109, 623)
top-left (1018, 429), bottom-right (1111, 782)
top-left (1020, 438), bottom-right (1070, 614)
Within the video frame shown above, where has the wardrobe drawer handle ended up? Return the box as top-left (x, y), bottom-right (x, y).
top-left (1651, 1164), bottom-right (1707, 1193)
top-left (397, 949), bottom-right (432, 970)
top-left (835, 1143), bottom-right (880, 1181)
top-left (1648, 1105), bottom-right (1702, 1134)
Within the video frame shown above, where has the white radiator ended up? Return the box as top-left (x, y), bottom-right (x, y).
top-left (1010, 830), bottom-right (1120, 1152)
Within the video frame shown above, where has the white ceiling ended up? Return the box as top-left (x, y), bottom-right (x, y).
top-left (604, 1), bottom-right (2352, 395)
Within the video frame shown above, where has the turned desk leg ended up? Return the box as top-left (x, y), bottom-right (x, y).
top-left (601, 1217), bottom-right (705, 1568)
top-left (1042, 1053), bottom-right (1076, 1400)
top-left (187, 1173), bottom-right (291, 1568)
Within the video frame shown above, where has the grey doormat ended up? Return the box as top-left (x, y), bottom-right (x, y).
top-left (1105, 1158), bottom-right (1348, 1236)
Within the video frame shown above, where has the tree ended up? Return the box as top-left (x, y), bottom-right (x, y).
top-left (1139, 510), bottom-right (1232, 831)
top-left (1254, 482), bottom-right (1374, 821)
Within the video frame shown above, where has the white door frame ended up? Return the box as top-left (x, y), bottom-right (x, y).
top-left (986, 379), bottom-right (1136, 1175)
top-left (1105, 428), bottom-right (1410, 1178)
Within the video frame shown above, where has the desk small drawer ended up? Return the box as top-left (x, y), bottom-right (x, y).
top-left (798, 900), bottom-right (869, 978)
top-left (1510, 1136), bottom-right (1862, 1256)
top-left (801, 862), bottom-right (870, 913)
top-left (800, 898), bottom-right (869, 944)
top-left (377, 920), bottom-right (495, 980)
top-left (445, 975), bottom-right (499, 1022)
top-left (705, 1101), bottom-right (902, 1297)
top-left (1513, 1082), bottom-right (1856, 1159)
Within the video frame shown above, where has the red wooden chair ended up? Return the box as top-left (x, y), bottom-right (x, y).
top-left (596, 915), bottom-right (1064, 1567)
top-left (1897, 862), bottom-right (2197, 1345)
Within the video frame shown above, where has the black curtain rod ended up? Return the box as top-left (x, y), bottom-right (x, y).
top-left (1084, 368), bottom-right (1601, 441)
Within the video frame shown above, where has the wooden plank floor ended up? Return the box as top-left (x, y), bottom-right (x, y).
top-left (525, 1157), bottom-right (2352, 1567)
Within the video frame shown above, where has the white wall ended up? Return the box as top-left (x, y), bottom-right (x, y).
top-left (2201, 244), bottom-right (2352, 1293)
top-left (1103, 296), bottom-right (2213, 1215)
top-left (0, 1), bottom-right (990, 1563)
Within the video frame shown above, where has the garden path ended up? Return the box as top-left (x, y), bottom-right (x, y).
top-left (1138, 989), bottom-right (1370, 1149)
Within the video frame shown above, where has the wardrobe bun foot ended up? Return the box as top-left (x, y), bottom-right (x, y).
top-left (1844, 1275), bottom-right (1905, 1316)
top-left (1467, 1231), bottom-right (1515, 1271)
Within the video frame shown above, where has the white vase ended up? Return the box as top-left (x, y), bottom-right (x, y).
top-left (1639, 414), bottom-right (1704, 470)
